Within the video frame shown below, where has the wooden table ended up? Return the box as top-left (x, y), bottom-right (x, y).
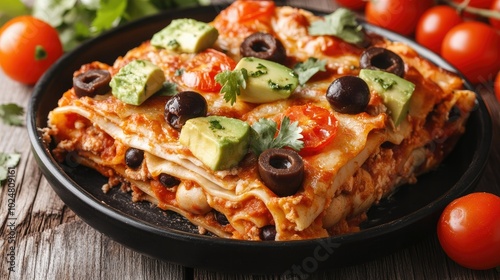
top-left (1, 0), bottom-right (499, 279)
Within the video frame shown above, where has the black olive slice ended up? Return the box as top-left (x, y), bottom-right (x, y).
top-left (164, 91), bottom-right (208, 130)
top-left (125, 148), bottom-right (144, 169)
top-left (326, 76), bottom-right (370, 114)
top-left (360, 47), bottom-right (405, 77)
top-left (259, 225), bottom-right (277, 241)
top-left (73, 69), bottom-right (111, 98)
top-left (240, 32), bottom-right (287, 64)
top-left (158, 173), bottom-right (180, 188)
top-left (258, 148), bottom-right (304, 197)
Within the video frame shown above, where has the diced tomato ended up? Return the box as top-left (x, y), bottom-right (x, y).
top-left (283, 104), bottom-right (338, 156)
top-left (212, 0), bottom-right (275, 35)
top-left (179, 49), bottom-right (236, 93)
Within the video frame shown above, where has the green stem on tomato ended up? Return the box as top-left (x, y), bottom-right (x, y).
top-left (442, 0), bottom-right (500, 20)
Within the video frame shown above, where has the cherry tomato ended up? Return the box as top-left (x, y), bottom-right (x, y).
top-left (282, 104), bottom-right (338, 156)
top-left (180, 49), bottom-right (236, 93)
top-left (0, 16), bottom-right (63, 85)
top-left (490, 0), bottom-right (500, 30)
top-left (212, 0), bottom-right (275, 35)
top-left (335, 0), bottom-right (367, 10)
top-left (415, 6), bottom-right (463, 54)
top-left (494, 71), bottom-right (500, 102)
top-left (441, 21), bottom-right (500, 84)
top-left (365, 0), bottom-right (434, 36)
top-left (437, 192), bottom-right (500, 270)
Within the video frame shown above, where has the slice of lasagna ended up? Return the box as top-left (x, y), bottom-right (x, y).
top-left (44, 1), bottom-right (476, 241)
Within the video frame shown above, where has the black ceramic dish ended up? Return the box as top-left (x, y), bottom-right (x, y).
top-left (28, 4), bottom-right (492, 274)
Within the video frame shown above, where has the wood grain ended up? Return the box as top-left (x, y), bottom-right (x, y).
top-left (1, 0), bottom-right (500, 279)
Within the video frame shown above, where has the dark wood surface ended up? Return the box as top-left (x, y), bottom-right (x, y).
top-left (1, 0), bottom-right (499, 279)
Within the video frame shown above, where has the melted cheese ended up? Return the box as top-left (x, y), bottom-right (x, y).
top-left (46, 1), bottom-right (476, 240)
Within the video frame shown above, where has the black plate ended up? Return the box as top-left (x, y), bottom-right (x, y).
top-left (28, 4), bottom-right (492, 274)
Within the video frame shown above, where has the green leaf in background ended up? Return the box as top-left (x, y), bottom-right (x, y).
top-left (32, 0), bottom-right (77, 28)
top-left (31, 0), bottom-right (208, 51)
top-left (0, 103), bottom-right (24, 126)
top-left (0, 152), bottom-right (21, 185)
top-left (91, 0), bottom-right (128, 33)
top-left (0, 0), bottom-right (29, 26)
top-left (308, 8), bottom-right (364, 45)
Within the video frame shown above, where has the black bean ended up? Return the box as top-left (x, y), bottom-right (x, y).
top-left (125, 148), bottom-right (144, 169)
top-left (164, 91), bottom-right (207, 130)
top-left (158, 173), bottom-right (180, 188)
top-left (326, 76), bottom-right (370, 114)
top-left (259, 225), bottom-right (277, 241)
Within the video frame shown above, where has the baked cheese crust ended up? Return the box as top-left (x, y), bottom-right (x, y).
top-left (45, 1), bottom-right (476, 241)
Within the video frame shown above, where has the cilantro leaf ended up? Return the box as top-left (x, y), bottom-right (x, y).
top-left (215, 68), bottom-right (248, 105)
top-left (293, 57), bottom-right (327, 85)
top-left (0, 103), bottom-right (24, 126)
top-left (308, 8), bottom-right (364, 44)
top-left (250, 117), bottom-right (303, 155)
top-left (156, 81), bottom-right (179, 96)
top-left (0, 152), bottom-right (21, 184)
top-left (91, 0), bottom-right (128, 33)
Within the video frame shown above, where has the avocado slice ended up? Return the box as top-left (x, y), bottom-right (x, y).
top-left (151, 18), bottom-right (218, 53)
top-left (110, 60), bottom-right (165, 106)
top-left (359, 69), bottom-right (415, 126)
top-left (235, 57), bottom-right (299, 103)
top-left (179, 116), bottom-right (250, 170)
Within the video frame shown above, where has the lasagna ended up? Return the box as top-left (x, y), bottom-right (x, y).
top-left (44, 1), bottom-right (476, 241)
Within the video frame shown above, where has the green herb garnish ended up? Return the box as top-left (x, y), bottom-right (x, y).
top-left (215, 68), bottom-right (248, 105)
top-left (250, 117), bottom-right (303, 155)
top-left (293, 57), bottom-right (327, 85)
top-left (0, 103), bottom-right (24, 126)
top-left (308, 8), bottom-right (364, 44)
top-left (0, 152), bottom-right (21, 184)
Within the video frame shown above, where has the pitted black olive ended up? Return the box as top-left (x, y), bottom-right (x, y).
top-left (213, 211), bottom-right (230, 226)
top-left (258, 148), bottom-right (304, 197)
top-left (360, 47), bottom-right (405, 77)
top-left (447, 105), bottom-right (462, 122)
top-left (164, 91), bottom-right (208, 130)
top-left (240, 32), bottom-right (287, 64)
top-left (326, 76), bottom-right (370, 114)
top-left (73, 69), bottom-right (111, 98)
top-left (158, 173), bottom-right (180, 188)
top-left (125, 148), bottom-right (144, 169)
top-left (259, 225), bottom-right (277, 241)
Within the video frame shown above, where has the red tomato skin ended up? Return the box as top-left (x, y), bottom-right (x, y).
top-left (441, 21), bottom-right (500, 84)
top-left (490, 0), bottom-right (500, 30)
top-left (365, 0), bottom-right (434, 36)
top-left (415, 6), bottom-right (463, 54)
top-left (179, 49), bottom-right (236, 93)
top-left (335, 0), bottom-right (367, 10)
top-left (0, 16), bottom-right (63, 85)
top-left (437, 192), bottom-right (500, 270)
top-left (283, 104), bottom-right (338, 156)
top-left (495, 71), bottom-right (500, 102)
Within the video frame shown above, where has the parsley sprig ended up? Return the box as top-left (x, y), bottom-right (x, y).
top-left (0, 152), bottom-right (21, 184)
top-left (215, 69), bottom-right (248, 105)
top-left (308, 8), bottom-right (364, 44)
top-left (0, 103), bottom-right (24, 126)
top-left (250, 117), bottom-right (304, 156)
top-left (293, 57), bottom-right (327, 85)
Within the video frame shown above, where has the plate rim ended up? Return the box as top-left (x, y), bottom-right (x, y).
top-left (27, 3), bottom-right (493, 271)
